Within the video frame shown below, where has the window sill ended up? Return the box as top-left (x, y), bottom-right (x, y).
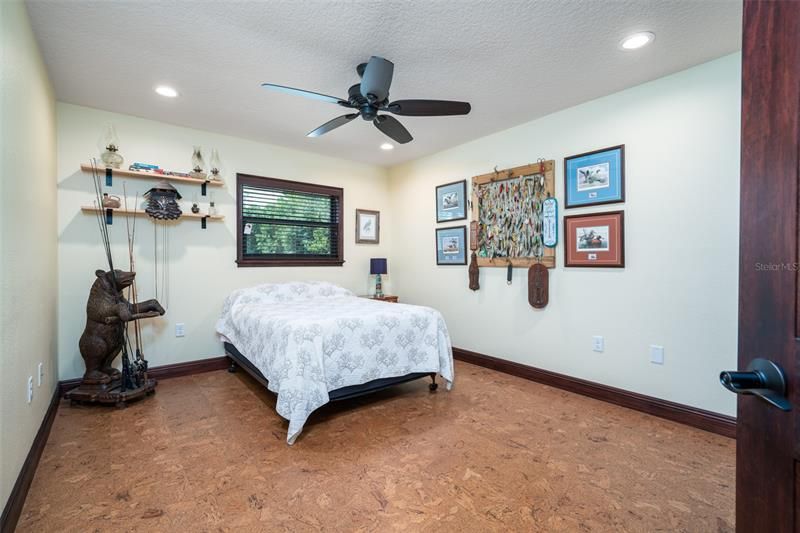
top-left (236, 259), bottom-right (345, 268)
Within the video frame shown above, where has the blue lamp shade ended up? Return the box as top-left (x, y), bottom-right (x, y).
top-left (370, 258), bottom-right (387, 275)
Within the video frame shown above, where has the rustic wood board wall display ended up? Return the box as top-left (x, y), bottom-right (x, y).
top-left (471, 160), bottom-right (556, 268)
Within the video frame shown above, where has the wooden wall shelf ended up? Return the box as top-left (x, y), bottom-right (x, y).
top-left (81, 206), bottom-right (224, 221)
top-left (80, 164), bottom-right (225, 187)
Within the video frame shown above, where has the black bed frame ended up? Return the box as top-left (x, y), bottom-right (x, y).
top-left (223, 342), bottom-right (438, 402)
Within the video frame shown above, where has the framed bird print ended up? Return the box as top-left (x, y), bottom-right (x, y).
top-left (564, 145), bottom-right (625, 208)
top-left (564, 211), bottom-right (625, 267)
top-left (436, 226), bottom-right (467, 265)
top-left (436, 180), bottom-right (467, 222)
top-left (355, 209), bottom-right (380, 244)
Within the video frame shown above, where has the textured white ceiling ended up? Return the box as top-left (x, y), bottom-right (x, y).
top-left (26, 0), bottom-right (741, 167)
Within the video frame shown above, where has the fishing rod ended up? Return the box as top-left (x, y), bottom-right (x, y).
top-left (123, 184), bottom-right (144, 367)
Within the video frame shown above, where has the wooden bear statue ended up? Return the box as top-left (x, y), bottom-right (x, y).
top-left (78, 269), bottom-right (165, 386)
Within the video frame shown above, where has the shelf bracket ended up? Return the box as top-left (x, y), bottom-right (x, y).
top-left (201, 181), bottom-right (208, 196)
top-left (105, 208), bottom-right (113, 225)
top-left (105, 168), bottom-right (113, 187)
top-left (201, 215), bottom-right (208, 229)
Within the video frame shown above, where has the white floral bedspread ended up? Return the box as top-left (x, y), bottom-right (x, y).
top-left (216, 281), bottom-right (454, 444)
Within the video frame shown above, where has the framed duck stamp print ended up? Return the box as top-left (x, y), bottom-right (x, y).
top-left (564, 211), bottom-right (625, 267)
top-left (564, 145), bottom-right (625, 208)
top-left (436, 225), bottom-right (467, 265)
top-left (436, 180), bottom-right (467, 222)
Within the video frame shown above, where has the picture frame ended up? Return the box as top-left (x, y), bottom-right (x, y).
top-left (564, 210), bottom-right (625, 267)
top-left (436, 180), bottom-right (467, 222)
top-left (355, 209), bottom-right (380, 244)
top-left (436, 225), bottom-right (467, 265)
top-left (564, 145), bottom-right (625, 208)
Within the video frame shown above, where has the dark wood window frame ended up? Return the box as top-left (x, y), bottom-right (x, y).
top-left (236, 173), bottom-right (344, 267)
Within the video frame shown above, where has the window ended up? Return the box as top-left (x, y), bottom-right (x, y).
top-left (236, 174), bottom-right (344, 267)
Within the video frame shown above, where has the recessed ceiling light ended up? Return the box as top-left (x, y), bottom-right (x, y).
top-left (380, 143), bottom-right (394, 150)
top-left (155, 85), bottom-right (179, 98)
top-left (620, 31), bottom-right (655, 50)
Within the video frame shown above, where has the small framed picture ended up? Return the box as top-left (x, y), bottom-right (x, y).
top-left (355, 209), bottom-right (380, 244)
top-left (436, 226), bottom-right (467, 265)
top-left (436, 180), bottom-right (467, 222)
top-left (564, 145), bottom-right (625, 208)
top-left (564, 211), bottom-right (625, 267)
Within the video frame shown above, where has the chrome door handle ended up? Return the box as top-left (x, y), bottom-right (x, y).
top-left (720, 358), bottom-right (791, 411)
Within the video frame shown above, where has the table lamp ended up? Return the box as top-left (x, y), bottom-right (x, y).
top-left (370, 258), bottom-right (388, 298)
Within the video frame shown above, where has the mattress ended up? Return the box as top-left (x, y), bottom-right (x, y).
top-left (224, 341), bottom-right (433, 401)
top-left (216, 281), bottom-right (454, 443)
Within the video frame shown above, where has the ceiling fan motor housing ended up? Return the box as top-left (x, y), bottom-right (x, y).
top-left (360, 56), bottom-right (394, 103)
top-left (346, 84), bottom-right (378, 120)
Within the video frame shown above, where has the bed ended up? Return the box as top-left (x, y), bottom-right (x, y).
top-left (215, 281), bottom-right (455, 444)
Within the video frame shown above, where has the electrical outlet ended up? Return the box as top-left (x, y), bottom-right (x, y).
top-left (592, 336), bottom-right (604, 353)
top-left (38, 362), bottom-right (43, 387)
top-left (175, 323), bottom-right (185, 337)
top-left (27, 376), bottom-right (33, 403)
top-left (650, 345), bottom-right (665, 365)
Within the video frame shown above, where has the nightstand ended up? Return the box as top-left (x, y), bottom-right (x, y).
top-left (362, 295), bottom-right (399, 303)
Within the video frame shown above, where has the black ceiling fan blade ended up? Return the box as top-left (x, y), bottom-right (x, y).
top-left (261, 83), bottom-right (350, 106)
top-left (373, 115), bottom-right (413, 144)
top-left (307, 113), bottom-right (359, 138)
top-left (387, 99), bottom-right (471, 116)
top-left (360, 56), bottom-right (394, 103)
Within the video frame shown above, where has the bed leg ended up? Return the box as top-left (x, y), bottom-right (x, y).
top-left (228, 360), bottom-right (237, 373)
top-left (429, 373), bottom-right (439, 392)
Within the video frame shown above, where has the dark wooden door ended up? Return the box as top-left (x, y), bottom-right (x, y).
top-left (736, 1), bottom-right (800, 531)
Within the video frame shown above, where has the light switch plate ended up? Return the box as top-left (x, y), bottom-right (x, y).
top-left (650, 345), bottom-right (665, 365)
top-left (592, 336), bottom-right (604, 353)
top-left (175, 323), bottom-right (185, 337)
top-left (27, 376), bottom-right (33, 403)
top-left (38, 362), bottom-right (43, 386)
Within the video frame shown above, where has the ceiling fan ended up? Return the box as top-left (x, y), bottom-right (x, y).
top-left (261, 56), bottom-right (471, 145)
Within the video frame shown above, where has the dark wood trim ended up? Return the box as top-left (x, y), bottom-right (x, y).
top-left (59, 356), bottom-right (230, 395)
top-left (453, 347), bottom-right (735, 438)
top-left (57, 377), bottom-right (82, 395)
top-left (563, 144), bottom-right (625, 209)
top-left (235, 258), bottom-right (345, 268)
top-left (237, 173), bottom-right (344, 196)
top-left (1, 386), bottom-right (60, 533)
top-left (148, 356), bottom-right (229, 380)
top-left (236, 173), bottom-right (344, 268)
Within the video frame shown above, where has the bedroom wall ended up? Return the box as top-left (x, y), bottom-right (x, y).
top-left (57, 103), bottom-right (390, 379)
top-left (0, 0), bottom-right (58, 513)
top-left (387, 53), bottom-right (741, 416)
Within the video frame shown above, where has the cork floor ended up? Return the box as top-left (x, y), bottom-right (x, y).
top-left (18, 361), bottom-right (735, 532)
